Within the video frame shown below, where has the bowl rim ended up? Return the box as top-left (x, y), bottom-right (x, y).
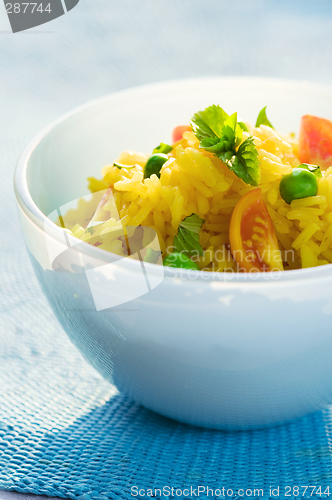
top-left (14, 75), bottom-right (332, 285)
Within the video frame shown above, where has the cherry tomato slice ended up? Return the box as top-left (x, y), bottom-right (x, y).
top-left (229, 189), bottom-right (283, 272)
top-left (299, 115), bottom-right (332, 169)
top-left (172, 125), bottom-right (192, 143)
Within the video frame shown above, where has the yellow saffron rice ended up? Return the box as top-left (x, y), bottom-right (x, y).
top-left (60, 124), bottom-right (332, 271)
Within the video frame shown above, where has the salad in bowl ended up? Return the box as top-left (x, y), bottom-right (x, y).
top-left (61, 104), bottom-right (332, 275)
top-left (14, 77), bottom-right (332, 429)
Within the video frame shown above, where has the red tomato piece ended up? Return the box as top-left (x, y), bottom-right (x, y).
top-left (229, 189), bottom-right (283, 272)
top-left (299, 115), bottom-right (332, 169)
top-left (172, 125), bottom-right (192, 143)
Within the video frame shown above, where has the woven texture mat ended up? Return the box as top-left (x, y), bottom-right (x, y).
top-left (1, 318), bottom-right (332, 500)
top-left (2, 0), bottom-right (332, 498)
top-left (2, 307), bottom-right (332, 500)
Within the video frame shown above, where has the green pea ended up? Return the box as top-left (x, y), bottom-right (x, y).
top-left (279, 168), bottom-right (318, 205)
top-left (163, 252), bottom-right (200, 271)
top-left (144, 153), bottom-right (169, 179)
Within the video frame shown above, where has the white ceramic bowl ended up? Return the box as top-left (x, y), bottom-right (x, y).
top-left (14, 77), bottom-right (332, 430)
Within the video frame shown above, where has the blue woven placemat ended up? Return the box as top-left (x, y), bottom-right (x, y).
top-left (1, 321), bottom-right (332, 500)
top-left (2, 1), bottom-right (332, 498)
top-left (1, 272), bottom-right (332, 500)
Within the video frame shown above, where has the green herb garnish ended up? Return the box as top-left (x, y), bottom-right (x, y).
top-left (113, 162), bottom-right (136, 169)
top-left (163, 252), bottom-right (200, 270)
top-left (238, 121), bottom-right (249, 132)
top-left (230, 136), bottom-right (260, 187)
top-left (191, 104), bottom-right (260, 186)
top-left (297, 163), bottom-right (322, 179)
top-left (153, 143), bottom-right (173, 155)
top-left (173, 213), bottom-right (205, 256)
top-left (255, 106), bottom-right (274, 128)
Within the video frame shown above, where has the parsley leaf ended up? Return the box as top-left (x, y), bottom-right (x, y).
top-left (191, 104), bottom-right (260, 186)
top-left (173, 214), bottom-right (205, 257)
top-left (230, 137), bottom-right (260, 186)
top-left (298, 163), bottom-right (322, 179)
top-left (238, 121), bottom-right (249, 132)
top-left (153, 143), bottom-right (173, 154)
top-left (191, 108), bottom-right (220, 140)
top-left (255, 106), bottom-right (274, 128)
